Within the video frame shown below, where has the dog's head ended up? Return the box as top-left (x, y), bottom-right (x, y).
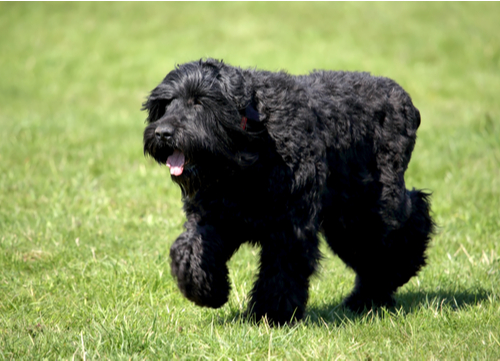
top-left (143, 59), bottom-right (264, 195)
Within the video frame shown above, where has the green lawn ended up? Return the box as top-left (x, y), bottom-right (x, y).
top-left (1, 2), bottom-right (499, 359)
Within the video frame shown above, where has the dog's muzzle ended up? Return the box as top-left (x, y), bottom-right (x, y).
top-left (152, 124), bottom-right (186, 176)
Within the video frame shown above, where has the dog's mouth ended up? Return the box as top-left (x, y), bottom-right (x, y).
top-left (166, 149), bottom-right (186, 176)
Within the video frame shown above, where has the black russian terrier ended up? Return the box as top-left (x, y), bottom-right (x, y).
top-left (142, 59), bottom-right (434, 325)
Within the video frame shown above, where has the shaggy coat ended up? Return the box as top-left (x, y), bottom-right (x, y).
top-left (143, 59), bottom-right (434, 325)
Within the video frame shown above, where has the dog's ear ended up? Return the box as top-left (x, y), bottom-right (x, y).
top-left (206, 60), bottom-right (267, 133)
top-left (213, 63), bottom-right (249, 109)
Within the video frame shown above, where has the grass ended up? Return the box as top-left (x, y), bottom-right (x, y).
top-left (0, 2), bottom-right (499, 359)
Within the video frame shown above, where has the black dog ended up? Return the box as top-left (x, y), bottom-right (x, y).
top-left (143, 59), bottom-right (434, 325)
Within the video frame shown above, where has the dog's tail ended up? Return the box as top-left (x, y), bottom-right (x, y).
top-left (406, 189), bottom-right (434, 243)
top-left (384, 188), bottom-right (435, 290)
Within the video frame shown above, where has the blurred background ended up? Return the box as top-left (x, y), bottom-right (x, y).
top-left (2, 1), bottom-right (498, 253)
top-left (0, 2), bottom-right (499, 357)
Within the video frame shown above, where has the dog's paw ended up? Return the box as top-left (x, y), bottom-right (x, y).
top-left (169, 233), bottom-right (230, 308)
top-left (342, 291), bottom-right (396, 313)
top-left (244, 300), bottom-right (304, 326)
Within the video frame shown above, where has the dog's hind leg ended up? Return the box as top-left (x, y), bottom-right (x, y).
top-left (322, 189), bottom-right (433, 311)
top-left (343, 190), bottom-right (433, 311)
top-left (246, 226), bottom-right (321, 325)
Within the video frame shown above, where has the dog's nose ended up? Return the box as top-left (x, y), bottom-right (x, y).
top-left (155, 125), bottom-right (175, 141)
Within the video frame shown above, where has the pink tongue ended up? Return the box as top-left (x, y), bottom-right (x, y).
top-left (166, 150), bottom-right (185, 176)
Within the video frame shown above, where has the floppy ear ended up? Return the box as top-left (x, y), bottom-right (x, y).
top-left (212, 61), bottom-right (248, 108)
top-left (207, 59), bottom-right (266, 133)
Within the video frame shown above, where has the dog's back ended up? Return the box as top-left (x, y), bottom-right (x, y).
top-left (298, 70), bottom-right (421, 140)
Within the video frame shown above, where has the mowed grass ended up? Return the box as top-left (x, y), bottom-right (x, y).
top-left (0, 2), bottom-right (499, 359)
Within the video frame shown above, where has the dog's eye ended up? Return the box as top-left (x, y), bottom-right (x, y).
top-left (187, 97), bottom-right (203, 107)
top-left (164, 99), bottom-right (173, 110)
top-left (156, 99), bottom-right (172, 114)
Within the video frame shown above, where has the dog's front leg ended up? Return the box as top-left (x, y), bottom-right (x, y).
top-left (247, 227), bottom-right (322, 325)
top-left (170, 219), bottom-right (233, 309)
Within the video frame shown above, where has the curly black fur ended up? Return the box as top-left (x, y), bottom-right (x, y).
top-left (142, 59), bottom-right (434, 325)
